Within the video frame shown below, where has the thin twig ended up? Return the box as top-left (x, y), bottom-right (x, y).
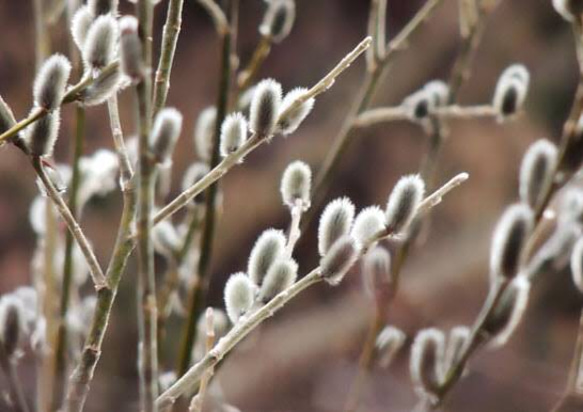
top-left (188, 308), bottom-right (216, 412)
top-left (107, 95), bottom-right (134, 185)
top-left (285, 201), bottom-right (304, 257)
top-left (237, 35), bottom-right (272, 91)
top-left (198, 0), bottom-right (229, 36)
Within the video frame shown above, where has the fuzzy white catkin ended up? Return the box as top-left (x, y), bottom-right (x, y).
top-left (403, 88), bottom-right (433, 121)
top-left (351, 206), bottom-right (386, 246)
top-left (553, 0), bottom-right (583, 21)
top-left (571, 237), bottom-right (583, 294)
top-left (219, 112), bottom-right (248, 158)
top-left (151, 108), bottom-right (183, 164)
top-left (490, 203), bottom-right (534, 280)
top-left (182, 162), bottom-right (210, 205)
top-left (259, 0), bottom-right (296, 43)
top-left (362, 246), bottom-right (392, 300)
top-left (119, 16), bottom-right (143, 80)
top-left (492, 64), bottom-right (530, 120)
top-left (385, 174), bottom-right (425, 234)
top-left (443, 326), bottom-right (470, 374)
top-left (249, 79), bottom-right (283, 137)
top-left (83, 15), bottom-right (118, 70)
top-left (320, 235), bottom-right (359, 285)
top-left (13, 287), bottom-right (38, 327)
top-left (410, 328), bottom-right (445, 399)
top-left (318, 197), bottom-right (356, 257)
top-left (375, 326), bottom-right (406, 368)
top-left (280, 160), bottom-right (311, 210)
top-left (247, 229), bottom-right (287, 285)
top-left (71, 6), bottom-right (94, 51)
top-left (224, 272), bottom-right (256, 323)
top-left (259, 258), bottom-right (298, 302)
top-left (485, 276), bottom-right (531, 347)
top-left (519, 139), bottom-right (558, 209)
top-left (152, 220), bottom-right (181, 258)
top-left (0, 95), bottom-right (16, 135)
top-left (278, 87), bottom-right (315, 135)
top-left (81, 65), bottom-right (124, 106)
top-left (194, 107), bottom-right (217, 162)
top-left (33, 54), bottom-right (72, 111)
top-left (25, 109), bottom-right (61, 157)
top-left (424, 80), bottom-right (449, 107)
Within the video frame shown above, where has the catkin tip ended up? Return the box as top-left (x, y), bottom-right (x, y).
top-left (318, 197), bottom-right (356, 257)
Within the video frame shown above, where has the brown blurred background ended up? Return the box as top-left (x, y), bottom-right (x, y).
top-left (0, 0), bottom-right (582, 411)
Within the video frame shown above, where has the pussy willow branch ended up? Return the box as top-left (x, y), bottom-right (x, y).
top-left (155, 173), bottom-right (468, 408)
top-left (136, 0), bottom-right (158, 410)
top-left (107, 95), bottom-right (133, 184)
top-left (52, 104), bottom-right (86, 412)
top-left (152, 36), bottom-right (372, 226)
top-left (307, 0), bottom-right (446, 232)
top-left (31, 156), bottom-right (107, 289)
top-left (177, 0), bottom-right (239, 376)
top-left (152, 0), bottom-right (185, 116)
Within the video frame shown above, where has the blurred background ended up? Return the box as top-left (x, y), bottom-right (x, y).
top-left (0, 0), bottom-right (582, 411)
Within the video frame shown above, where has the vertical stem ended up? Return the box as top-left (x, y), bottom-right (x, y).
top-left (52, 105), bottom-right (86, 412)
top-left (32, 0), bottom-right (50, 70)
top-left (176, 0), bottom-right (238, 376)
top-left (136, 0), bottom-right (157, 410)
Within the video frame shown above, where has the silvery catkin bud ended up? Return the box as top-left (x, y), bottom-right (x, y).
top-left (0, 96), bottom-right (16, 135)
top-left (483, 276), bottom-right (530, 347)
top-left (182, 162), bottom-right (210, 205)
top-left (259, 258), bottom-right (298, 302)
top-left (403, 89), bottom-right (433, 121)
top-left (25, 109), bottom-right (61, 157)
top-left (385, 174), bottom-right (425, 234)
top-left (249, 79), bottom-right (282, 137)
top-left (194, 106), bottom-right (217, 162)
top-left (519, 139), bottom-right (558, 209)
top-left (320, 235), bottom-right (359, 286)
top-left (553, 0), bottom-right (583, 21)
top-left (89, 0), bottom-right (119, 15)
top-left (375, 326), bottom-right (406, 368)
top-left (278, 87), bottom-right (315, 135)
top-left (247, 229), bottom-right (287, 286)
top-left (492, 64), bottom-right (530, 120)
top-left (71, 6), bottom-right (94, 51)
top-left (259, 0), bottom-right (295, 43)
top-left (424, 80), bottom-right (449, 108)
top-left (81, 65), bottom-right (123, 106)
top-left (151, 108), bottom-right (183, 164)
top-left (443, 326), bottom-right (470, 374)
top-left (570, 237), bottom-right (583, 294)
top-left (362, 246), bottom-right (393, 301)
top-left (224, 272), bottom-right (255, 323)
top-left (33, 54), bottom-right (72, 110)
top-left (280, 160), bottom-right (311, 210)
top-left (220, 112), bottom-right (248, 158)
top-left (83, 15), bottom-right (118, 70)
top-left (119, 16), bottom-right (144, 81)
top-left (351, 206), bottom-right (387, 246)
top-left (410, 328), bottom-right (445, 399)
top-left (152, 220), bottom-right (181, 258)
top-left (318, 197), bottom-right (356, 257)
top-left (490, 203), bottom-right (534, 280)
top-left (0, 296), bottom-right (24, 358)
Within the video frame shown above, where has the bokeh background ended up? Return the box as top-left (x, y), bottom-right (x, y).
top-left (0, 0), bottom-right (582, 411)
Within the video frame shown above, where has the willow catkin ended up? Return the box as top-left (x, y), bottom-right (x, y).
top-left (278, 87), bottom-right (315, 135)
top-left (280, 160), bottom-right (311, 210)
top-left (259, 0), bottom-right (296, 43)
top-left (249, 79), bottom-right (282, 137)
top-left (224, 273), bottom-right (256, 324)
top-left (247, 229), bottom-right (287, 286)
top-left (33, 54), bottom-right (72, 111)
top-left (219, 112), bottom-right (248, 158)
top-left (351, 206), bottom-right (386, 245)
top-left (385, 174), bottom-right (425, 234)
top-left (318, 197), bottom-right (355, 257)
top-left (320, 235), bottom-right (359, 285)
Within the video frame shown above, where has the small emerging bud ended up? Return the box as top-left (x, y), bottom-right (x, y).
top-left (483, 276), bottom-right (530, 347)
top-left (224, 272), bottom-right (256, 323)
top-left (33, 54), bottom-right (72, 110)
top-left (247, 229), bottom-right (287, 286)
top-left (71, 6), bottom-right (94, 51)
top-left (81, 65), bottom-right (124, 106)
top-left (553, 0), bottom-right (583, 21)
top-left (493, 64), bottom-right (530, 120)
top-left (220, 112), bottom-right (248, 158)
top-left (403, 89), bottom-right (432, 120)
top-left (89, 0), bottom-right (119, 15)
top-left (318, 197), bottom-right (355, 257)
top-left (362, 246), bottom-right (393, 301)
top-left (193, 107), bottom-right (217, 162)
top-left (249, 79), bottom-right (282, 137)
top-left (443, 326), bottom-right (470, 374)
top-left (375, 326), bottom-right (406, 368)
top-left (490, 203), bottom-right (534, 280)
top-left (259, 258), bottom-right (298, 302)
top-left (151, 108), bottom-right (183, 165)
top-left (385, 175), bottom-right (425, 234)
top-left (24, 109), bottom-right (61, 157)
top-left (119, 16), bottom-right (144, 81)
top-left (278, 87), bottom-right (315, 135)
top-left (351, 206), bottom-right (386, 246)
top-left (519, 139), bottom-right (558, 210)
top-left (571, 237), bottom-right (583, 294)
top-left (259, 0), bottom-right (296, 43)
top-left (83, 15), bottom-right (118, 70)
top-left (0, 296), bottom-right (24, 358)
top-left (182, 162), bottom-right (210, 205)
top-left (320, 235), bottom-right (359, 286)
top-left (280, 160), bottom-right (311, 210)
top-left (0, 95), bottom-right (17, 135)
top-left (410, 328), bottom-right (445, 399)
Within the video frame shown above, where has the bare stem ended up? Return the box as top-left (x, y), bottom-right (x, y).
top-left (197, 0), bottom-right (229, 36)
top-left (355, 105), bottom-right (497, 127)
top-left (285, 202), bottom-right (304, 257)
top-left (107, 95), bottom-right (134, 185)
top-left (237, 35), bottom-right (272, 91)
